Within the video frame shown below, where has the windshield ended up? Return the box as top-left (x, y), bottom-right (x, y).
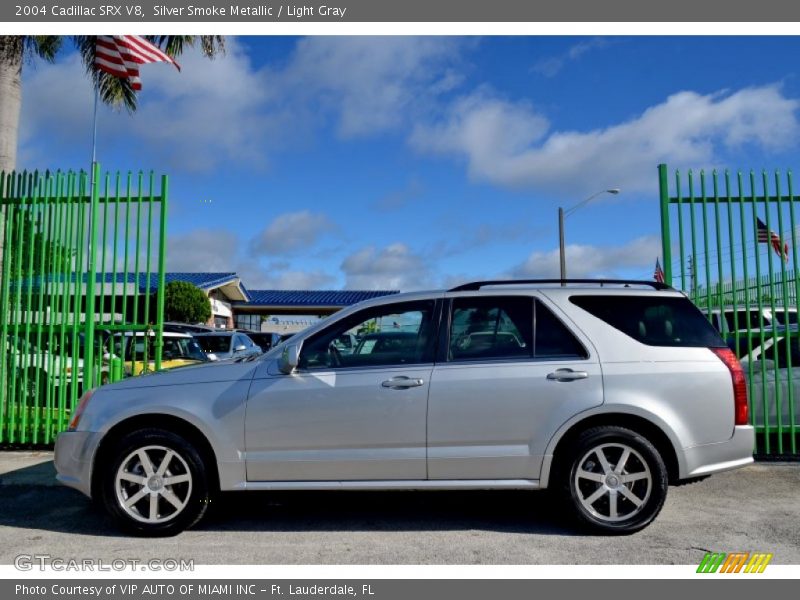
top-left (164, 338), bottom-right (208, 361)
top-left (195, 335), bottom-right (232, 354)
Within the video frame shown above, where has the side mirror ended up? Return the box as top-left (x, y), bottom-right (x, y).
top-left (278, 342), bottom-right (301, 374)
top-left (234, 344), bottom-right (247, 353)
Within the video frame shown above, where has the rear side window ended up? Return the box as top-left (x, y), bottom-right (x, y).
top-left (535, 300), bottom-right (587, 359)
top-left (570, 295), bottom-right (726, 348)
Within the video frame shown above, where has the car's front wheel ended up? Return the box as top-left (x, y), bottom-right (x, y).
top-left (557, 426), bottom-right (668, 535)
top-left (99, 428), bottom-right (212, 536)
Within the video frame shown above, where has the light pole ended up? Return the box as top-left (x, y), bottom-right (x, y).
top-left (559, 188), bottom-right (620, 283)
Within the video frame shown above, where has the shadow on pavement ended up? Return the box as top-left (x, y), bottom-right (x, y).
top-left (0, 461), bottom-right (576, 537)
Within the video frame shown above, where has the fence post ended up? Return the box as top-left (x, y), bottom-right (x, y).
top-left (154, 175), bottom-right (168, 371)
top-left (658, 164), bottom-right (673, 285)
top-left (83, 163), bottom-right (100, 391)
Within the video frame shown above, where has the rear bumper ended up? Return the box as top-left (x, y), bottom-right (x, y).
top-left (682, 425), bottom-right (755, 478)
top-left (53, 430), bottom-right (102, 498)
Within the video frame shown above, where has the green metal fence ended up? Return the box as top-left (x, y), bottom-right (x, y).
top-left (659, 164), bottom-right (799, 456)
top-left (0, 164), bottom-right (168, 445)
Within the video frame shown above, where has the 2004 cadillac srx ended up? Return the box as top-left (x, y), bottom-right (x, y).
top-left (54, 279), bottom-right (754, 536)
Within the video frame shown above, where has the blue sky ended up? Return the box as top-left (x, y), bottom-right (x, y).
top-left (18, 36), bottom-right (800, 291)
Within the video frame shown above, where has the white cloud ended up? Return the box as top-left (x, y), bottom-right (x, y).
top-left (19, 37), bottom-right (464, 172)
top-left (512, 235), bottom-right (662, 279)
top-left (532, 38), bottom-right (609, 78)
top-left (250, 211), bottom-right (336, 256)
top-left (411, 85), bottom-right (800, 196)
top-left (164, 226), bottom-right (335, 290)
top-left (372, 177), bottom-right (424, 212)
top-left (277, 37), bottom-right (463, 138)
top-left (166, 228), bottom-right (240, 273)
top-left (341, 243), bottom-right (433, 291)
top-left (251, 270), bottom-right (336, 290)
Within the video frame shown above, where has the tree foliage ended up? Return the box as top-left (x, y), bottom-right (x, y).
top-left (5, 211), bottom-right (73, 275)
top-left (163, 281), bottom-right (211, 324)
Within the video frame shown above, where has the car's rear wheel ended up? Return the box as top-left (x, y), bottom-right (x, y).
top-left (557, 426), bottom-right (668, 535)
top-left (99, 428), bottom-right (211, 536)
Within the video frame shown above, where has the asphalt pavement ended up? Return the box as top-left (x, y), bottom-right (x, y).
top-left (0, 451), bottom-right (798, 565)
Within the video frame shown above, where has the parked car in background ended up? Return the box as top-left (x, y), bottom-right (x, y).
top-left (708, 306), bottom-right (797, 335)
top-left (236, 331), bottom-right (282, 354)
top-left (331, 332), bottom-right (358, 355)
top-left (346, 331), bottom-right (419, 364)
top-left (453, 330), bottom-right (527, 357)
top-left (162, 322), bottom-right (215, 335)
top-left (193, 331), bottom-right (263, 361)
top-left (735, 326), bottom-right (800, 428)
top-left (5, 334), bottom-right (84, 402)
top-left (104, 331), bottom-right (209, 380)
top-left (56, 279), bottom-right (754, 536)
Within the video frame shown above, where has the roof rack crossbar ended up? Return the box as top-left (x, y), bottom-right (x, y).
top-left (448, 279), bottom-right (672, 292)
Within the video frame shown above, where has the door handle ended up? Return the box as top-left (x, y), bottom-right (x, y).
top-left (381, 376), bottom-right (425, 389)
top-left (546, 369), bottom-right (589, 382)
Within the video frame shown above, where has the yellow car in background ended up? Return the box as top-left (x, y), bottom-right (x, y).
top-left (107, 331), bottom-right (209, 377)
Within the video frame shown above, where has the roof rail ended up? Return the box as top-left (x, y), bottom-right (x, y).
top-left (448, 279), bottom-right (673, 292)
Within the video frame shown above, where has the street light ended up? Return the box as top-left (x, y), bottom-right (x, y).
top-left (558, 188), bottom-right (621, 283)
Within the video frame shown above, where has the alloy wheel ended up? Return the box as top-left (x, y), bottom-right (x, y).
top-left (573, 442), bottom-right (653, 523)
top-left (114, 445), bottom-right (193, 524)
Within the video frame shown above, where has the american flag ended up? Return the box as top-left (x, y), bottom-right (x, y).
top-left (653, 258), bottom-right (665, 283)
top-left (95, 36), bottom-right (180, 91)
top-left (756, 217), bottom-right (789, 262)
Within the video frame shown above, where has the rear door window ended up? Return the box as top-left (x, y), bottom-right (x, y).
top-left (570, 295), bottom-right (726, 347)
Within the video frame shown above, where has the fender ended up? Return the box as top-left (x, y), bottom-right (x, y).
top-left (538, 403), bottom-right (687, 488)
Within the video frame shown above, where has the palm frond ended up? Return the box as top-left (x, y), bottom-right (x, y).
top-left (25, 36), bottom-right (62, 62)
top-left (73, 35), bottom-right (138, 113)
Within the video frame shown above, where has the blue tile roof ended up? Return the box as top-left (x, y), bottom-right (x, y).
top-left (10, 272), bottom-right (246, 298)
top-left (241, 289), bottom-right (399, 307)
top-left (9, 273), bottom-right (395, 308)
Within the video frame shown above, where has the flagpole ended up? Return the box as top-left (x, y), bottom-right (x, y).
top-left (85, 80), bottom-right (100, 389)
top-left (90, 83), bottom-right (99, 169)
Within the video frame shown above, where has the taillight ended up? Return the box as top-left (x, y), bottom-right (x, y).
top-left (711, 348), bottom-right (749, 426)
top-left (68, 389), bottom-right (94, 430)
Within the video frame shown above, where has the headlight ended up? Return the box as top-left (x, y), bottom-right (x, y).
top-left (68, 389), bottom-right (94, 430)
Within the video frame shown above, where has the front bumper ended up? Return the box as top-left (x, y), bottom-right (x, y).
top-left (54, 430), bottom-right (103, 498)
top-left (682, 425), bottom-right (755, 478)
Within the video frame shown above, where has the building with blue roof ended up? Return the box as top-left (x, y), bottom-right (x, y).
top-left (9, 271), bottom-right (398, 331)
top-left (161, 273), bottom-right (397, 330)
top-left (231, 289), bottom-right (400, 332)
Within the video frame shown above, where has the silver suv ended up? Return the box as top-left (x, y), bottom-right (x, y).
top-left (54, 279), bottom-right (754, 536)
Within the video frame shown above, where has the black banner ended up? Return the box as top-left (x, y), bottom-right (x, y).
top-left (4, 0), bottom-right (800, 23)
top-left (4, 579), bottom-right (798, 600)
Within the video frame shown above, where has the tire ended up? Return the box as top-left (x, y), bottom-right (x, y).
top-left (556, 426), bottom-right (668, 535)
top-left (99, 428), bottom-right (212, 536)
